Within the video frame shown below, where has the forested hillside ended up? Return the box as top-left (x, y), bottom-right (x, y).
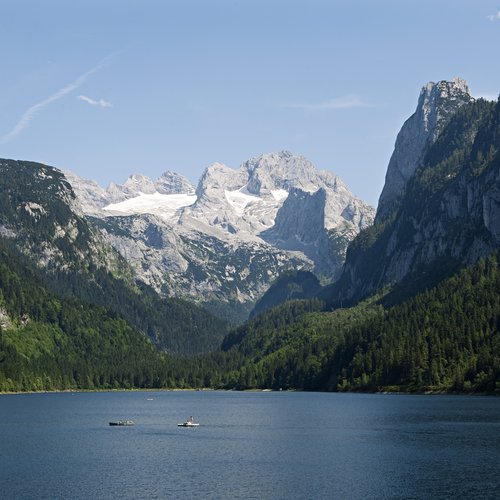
top-left (249, 271), bottom-right (322, 319)
top-left (0, 159), bottom-right (229, 355)
top-left (1, 85), bottom-right (499, 395)
top-left (0, 241), bottom-right (164, 391)
top-left (0, 238), bottom-right (234, 391)
top-left (212, 254), bottom-right (500, 393)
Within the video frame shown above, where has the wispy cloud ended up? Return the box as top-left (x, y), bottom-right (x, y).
top-left (487, 10), bottom-right (500, 21)
top-left (283, 95), bottom-right (374, 110)
top-left (0, 58), bottom-right (110, 144)
top-left (78, 95), bottom-right (112, 108)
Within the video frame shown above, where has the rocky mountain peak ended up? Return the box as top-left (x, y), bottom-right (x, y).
top-left (195, 162), bottom-right (246, 200)
top-left (123, 173), bottom-right (157, 195)
top-left (421, 76), bottom-right (470, 97)
top-left (65, 150), bottom-right (374, 309)
top-left (450, 76), bottom-right (470, 93)
top-left (66, 168), bottom-right (196, 215)
top-left (419, 77), bottom-right (472, 137)
top-left (244, 150), bottom-right (323, 196)
top-left (156, 171), bottom-right (195, 195)
top-left (120, 171), bottom-right (195, 197)
top-left (336, 95), bottom-right (500, 306)
top-left (376, 77), bottom-right (473, 222)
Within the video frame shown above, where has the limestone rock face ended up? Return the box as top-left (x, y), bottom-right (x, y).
top-left (97, 213), bottom-right (308, 316)
top-left (244, 150), bottom-right (328, 195)
top-left (62, 170), bottom-right (109, 216)
top-left (261, 188), bottom-right (332, 276)
top-left (376, 77), bottom-right (473, 222)
top-left (66, 151), bottom-right (375, 318)
top-left (156, 171), bottom-right (195, 195)
top-left (335, 88), bottom-right (500, 305)
top-left (266, 187), bottom-right (327, 244)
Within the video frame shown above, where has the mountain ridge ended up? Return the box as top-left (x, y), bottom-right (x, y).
top-left (66, 150), bottom-right (374, 319)
top-left (0, 159), bottom-right (230, 354)
top-left (334, 94), bottom-right (500, 306)
top-left (1, 77), bottom-right (499, 395)
top-left (376, 77), bottom-right (474, 222)
top-left (209, 77), bottom-right (500, 394)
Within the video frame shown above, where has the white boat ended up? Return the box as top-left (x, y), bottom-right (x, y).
top-left (109, 420), bottom-right (134, 426)
top-left (178, 416), bottom-right (199, 427)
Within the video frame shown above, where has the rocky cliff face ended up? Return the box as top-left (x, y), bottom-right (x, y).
top-left (261, 188), bottom-right (333, 276)
top-left (265, 187), bottom-right (327, 244)
top-left (66, 151), bottom-right (374, 319)
top-left (95, 213), bottom-right (307, 318)
top-left (179, 151), bottom-right (374, 244)
top-left (335, 85), bottom-right (500, 305)
top-left (376, 77), bottom-right (473, 222)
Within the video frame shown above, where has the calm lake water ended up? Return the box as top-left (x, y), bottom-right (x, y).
top-left (0, 391), bottom-right (499, 499)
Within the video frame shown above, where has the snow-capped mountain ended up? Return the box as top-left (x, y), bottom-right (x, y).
top-left (63, 169), bottom-right (195, 215)
top-left (67, 151), bottom-right (374, 320)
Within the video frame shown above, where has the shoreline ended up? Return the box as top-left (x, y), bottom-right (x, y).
top-left (1, 387), bottom-right (498, 397)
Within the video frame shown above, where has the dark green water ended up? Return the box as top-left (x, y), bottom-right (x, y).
top-left (0, 391), bottom-right (499, 499)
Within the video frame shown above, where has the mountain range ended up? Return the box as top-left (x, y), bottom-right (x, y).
top-left (0, 159), bottom-right (229, 356)
top-left (65, 150), bottom-right (374, 321)
top-left (210, 77), bottom-right (500, 393)
top-left (0, 76), bottom-right (498, 393)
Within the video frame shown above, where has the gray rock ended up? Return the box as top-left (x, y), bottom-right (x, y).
top-left (66, 151), bottom-right (375, 315)
top-left (155, 171), bottom-right (195, 195)
top-left (337, 87), bottom-right (500, 304)
top-left (376, 77), bottom-right (473, 222)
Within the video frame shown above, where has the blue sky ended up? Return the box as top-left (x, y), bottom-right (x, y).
top-left (1, 0), bottom-right (500, 206)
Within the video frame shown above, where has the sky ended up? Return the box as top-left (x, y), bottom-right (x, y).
top-left (1, 0), bottom-right (500, 206)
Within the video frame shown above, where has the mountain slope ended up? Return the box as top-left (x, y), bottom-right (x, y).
top-left (334, 90), bottom-right (500, 305)
top-left (249, 270), bottom-right (322, 319)
top-left (0, 159), bottom-right (229, 354)
top-left (67, 151), bottom-right (374, 320)
top-left (0, 240), bottom-right (167, 392)
top-left (202, 79), bottom-right (500, 394)
top-left (376, 77), bottom-right (473, 222)
top-left (0, 159), bottom-right (120, 274)
top-left (213, 254), bottom-right (500, 393)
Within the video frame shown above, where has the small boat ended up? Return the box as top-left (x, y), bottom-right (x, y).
top-left (178, 421), bottom-right (199, 427)
top-left (178, 416), bottom-right (199, 427)
top-left (109, 420), bottom-right (135, 426)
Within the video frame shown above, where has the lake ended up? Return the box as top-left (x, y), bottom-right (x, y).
top-left (0, 391), bottom-right (499, 499)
